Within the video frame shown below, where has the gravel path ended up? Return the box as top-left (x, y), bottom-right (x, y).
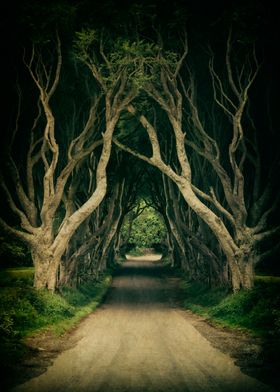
top-left (12, 257), bottom-right (276, 392)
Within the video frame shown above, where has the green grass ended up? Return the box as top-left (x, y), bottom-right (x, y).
top-left (182, 276), bottom-right (280, 337)
top-left (255, 274), bottom-right (280, 283)
top-left (0, 267), bottom-right (112, 369)
top-left (0, 267), bottom-right (34, 286)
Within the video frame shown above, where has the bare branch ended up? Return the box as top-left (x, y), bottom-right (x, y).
top-left (226, 28), bottom-right (241, 100)
top-left (174, 32), bottom-right (188, 78)
top-left (254, 226), bottom-right (280, 242)
top-left (0, 217), bottom-right (35, 244)
top-left (191, 184), bottom-right (235, 227)
top-left (5, 157), bottom-right (35, 216)
top-left (252, 194), bottom-right (280, 233)
top-left (8, 82), bottom-right (22, 152)
top-left (68, 97), bottom-right (101, 160)
top-left (48, 32), bottom-right (62, 100)
top-left (113, 137), bottom-right (153, 165)
top-left (255, 242), bottom-right (280, 265)
top-left (100, 30), bottom-right (112, 72)
top-left (127, 104), bottom-right (162, 161)
top-left (0, 177), bottom-right (36, 233)
top-left (209, 57), bottom-right (237, 114)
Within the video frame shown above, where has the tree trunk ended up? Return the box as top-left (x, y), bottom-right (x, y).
top-left (32, 248), bottom-right (60, 291)
top-left (177, 182), bottom-right (255, 290)
top-left (97, 214), bottom-right (122, 273)
top-left (113, 229), bottom-right (122, 259)
top-left (59, 256), bottom-right (78, 288)
top-left (228, 251), bottom-right (255, 290)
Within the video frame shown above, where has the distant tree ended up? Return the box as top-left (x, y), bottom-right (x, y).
top-left (122, 201), bottom-right (167, 248)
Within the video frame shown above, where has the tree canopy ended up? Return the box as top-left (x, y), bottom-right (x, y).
top-left (1, 0), bottom-right (279, 291)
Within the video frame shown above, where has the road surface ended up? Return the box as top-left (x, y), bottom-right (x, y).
top-left (13, 256), bottom-right (275, 392)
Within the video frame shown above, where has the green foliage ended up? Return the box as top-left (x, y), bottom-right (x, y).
top-left (74, 29), bottom-right (178, 89)
top-left (126, 247), bottom-right (146, 257)
top-left (111, 39), bottom-right (159, 62)
top-left (183, 278), bottom-right (280, 336)
top-left (29, 290), bottom-right (75, 320)
top-left (0, 286), bottom-right (74, 336)
top-left (74, 28), bottom-right (98, 59)
top-left (122, 204), bottom-right (167, 248)
top-left (0, 288), bottom-right (34, 335)
top-left (0, 271), bottom-right (112, 336)
top-left (61, 276), bottom-right (111, 307)
top-left (0, 311), bottom-right (14, 338)
top-left (0, 268), bottom-right (112, 372)
top-left (183, 281), bottom-right (227, 309)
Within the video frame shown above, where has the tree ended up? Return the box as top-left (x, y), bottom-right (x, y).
top-left (2, 2), bottom-right (278, 292)
top-left (121, 201), bottom-right (166, 248)
top-left (0, 29), bottom-right (137, 290)
top-left (114, 29), bottom-right (280, 290)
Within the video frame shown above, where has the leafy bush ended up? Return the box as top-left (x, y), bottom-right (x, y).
top-left (30, 290), bottom-right (75, 320)
top-left (0, 312), bottom-right (14, 338)
top-left (210, 290), bottom-right (255, 317)
top-left (61, 287), bottom-right (89, 306)
top-left (61, 279), bottom-right (109, 307)
top-left (0, 288), bottom-right (39, 332)
top-left (0, 269), bottom-right (112, 345)
top-left (183, 281), bottom-right (227, 308)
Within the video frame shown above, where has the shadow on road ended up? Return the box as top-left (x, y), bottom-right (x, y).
top-left (105, 259), bottom-right (174, 309)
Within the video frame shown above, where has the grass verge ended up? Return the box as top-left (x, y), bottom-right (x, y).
top-left (182, 277), bottom-right (280, 337)
top-left (0, 268), bottom-right (113, 374)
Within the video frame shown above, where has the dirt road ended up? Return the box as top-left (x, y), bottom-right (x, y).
top-left (12, 256), bottom-right (275, 392)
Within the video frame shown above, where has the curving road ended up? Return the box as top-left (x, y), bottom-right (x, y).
top-left (13, 256), bottom-right (275, 392)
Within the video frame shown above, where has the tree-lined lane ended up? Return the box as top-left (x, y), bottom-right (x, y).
top-left (13, 258), bottom-right (275, 392)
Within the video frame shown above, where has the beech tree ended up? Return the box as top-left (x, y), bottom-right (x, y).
top-left (0, 30), bottom-right (137, 290)
top-left (2, 2), bottom-right (278, 292)
top-left (114, 30), bottom-right (279, 290)
top-left (59, 168), bottom-right (127, 286)
top-left (146, 160), bottom-right (226, 285)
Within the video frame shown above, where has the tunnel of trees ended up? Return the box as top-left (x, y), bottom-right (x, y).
top-left (1, 0), bottom-right (279, 292)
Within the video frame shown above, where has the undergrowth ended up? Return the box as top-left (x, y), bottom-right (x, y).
top-left (0, 269), bottom-right (112, 370)
top-left (182, 279), bottom-right (280, 336)
top-left (126, 247), bottom-right (146, 256)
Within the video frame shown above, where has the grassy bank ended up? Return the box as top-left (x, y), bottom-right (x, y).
top-left (0, 268), bottom-right (113, 371)
top-left (181, 277), bottom-right (280, 337)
